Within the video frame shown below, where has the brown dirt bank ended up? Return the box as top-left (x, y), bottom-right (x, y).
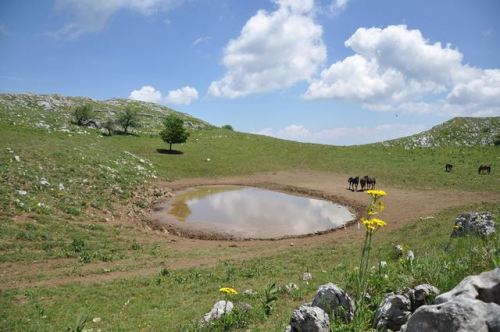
top-left (2, 170), bottom-right (499, 290)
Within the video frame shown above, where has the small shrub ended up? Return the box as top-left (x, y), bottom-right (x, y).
top-left (66, 312), bottom-right (88, 332)
top-left (159, 267), bottom-right (170, 277)
top-left (117, 107), bottom-right (140, 134)
top-left (221, 124), bottom-right (234, 131)
top-left (130, 241), bottom-right (142, 250)
top-left (71, 238), bottom-right (85, 253)
top-left (261, 283), bottom-right (278, 317)
top-left (73, 105), bottom-right (93, 126)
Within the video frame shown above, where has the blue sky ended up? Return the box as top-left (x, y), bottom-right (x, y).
top-left (1, 0), bottom-right (499, 145)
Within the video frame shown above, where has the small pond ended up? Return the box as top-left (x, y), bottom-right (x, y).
top-left (154, 186), bottom-right (356, 239)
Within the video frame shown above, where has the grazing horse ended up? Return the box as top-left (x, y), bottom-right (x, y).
top-left (478, 165), bottom-right (491, 174)
top-left (445, 164), bottom-right (453, 172)
top-left (363, 176), bottom-right (376, 190)
top-left (360, 177), bottom-right (367, 191)
top-left (348, 176), bottom-right (359, 191)
top-left (367, 176), bottom-right (376, 190)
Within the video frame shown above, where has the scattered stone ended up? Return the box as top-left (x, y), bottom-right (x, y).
top-left (238, 302), bottom-right (253, 312)
top-left (401, 268), bottom-right (500, 332)
top-left (401, 297), bottom-right (500, 332)
top-left (40, 178), bottom-right (50, 186)
top-left (379, 261), bottom-right (388, 270)
top-left (435, 268), bottom-right (499, 305)
top-left (312, 283), bottom-right (355, 321)
top-left (451, 211), bottom-right (496, 237)
top-left (284, 283), bottom-right (299, 293)
top-left (374, 293), bottom-right (412, 331)
top-left (16, 190), bottom-right (27, 196)
top-left (395, 244), bottom-right (404, 257)
top-left (14, 155), bottom-right (20, 162)
top-left (205, 158), bottom-right (211, 162)
top-left (286, 304), bottom-right (330, 332)
top-left (201, 300), bottom-right (233, 325)
top-left (407, 284), bottom-right (440, 311)
top-left (302, 272), bottom-right (312, 282)
top-left (58, 183), bottom-right (65, 191)
top-left (92, 317), bottom-right (101, 323)
top-left (290, 242), bottom-right (295, 247)
top-left (406, 250), bottom-right (415, 263)
top-left (243, 289), bottom-right (256, 296)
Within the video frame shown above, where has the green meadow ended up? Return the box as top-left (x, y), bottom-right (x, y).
top-left (0, 97), bottom-right (499, 331)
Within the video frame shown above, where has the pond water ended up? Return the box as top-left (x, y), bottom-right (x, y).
top-left (156, 186), bottom-right (355, 239)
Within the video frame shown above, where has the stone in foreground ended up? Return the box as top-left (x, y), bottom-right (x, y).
top-left (201, 300), bottom-right (233, 325)
top-left (373, 294), bottom-right (412, 331)
top-left (407, 284), bottom-right (440, 311)
top-left (311, 283), bottom-right (355, 321)
top-left (401, 297), bottom-right (500, 332)
top-left (451, 211), bottom-right (496, 237)
top-left (285, 304), bottom-right (330, 332)
top-left (436, 268), bottom-right (500, 305)
top-left (401, 268), bottom-right (500, 332)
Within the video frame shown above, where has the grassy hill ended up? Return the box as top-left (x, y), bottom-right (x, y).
top-left (0, 93), bottom-right (498, 331)
top-left (0, 93), bottom-right (211, 134)
top-left (383, 116), bottom-right (500, 148)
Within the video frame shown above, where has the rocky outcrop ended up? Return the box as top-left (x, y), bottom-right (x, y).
top-left (408, 284), bottom-right (440, 311)
top-left (435, 268), bottom-right (499, 305)
top-left (373, 294), bottom-right (412, 331)
top-left (312, 283), bottom-right (355, 322)
top-left (451, 211), bottom-right (496, 237)
top-left (401, 298), bottom-right (500, 332)
top-left (201, 300), bottom-right (233, 325)
top-left (373, 284), bottom-right (440, 331)
top-left (401, 268), bottom-right (500, 332)
top-left (285, 304), bottom-right (330, 332)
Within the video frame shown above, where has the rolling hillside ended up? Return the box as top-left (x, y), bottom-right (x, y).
top-left (0, 93), bottom-right (211, 134)
top-left (383, 116), bottom-right (500, 148)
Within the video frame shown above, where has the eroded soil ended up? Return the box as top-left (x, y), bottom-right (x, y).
top-left (2, 170), bottom-right (499, 290)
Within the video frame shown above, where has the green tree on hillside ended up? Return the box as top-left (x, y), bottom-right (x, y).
top-left (73, 104), bottom-right (93, 126)
top-left (117, 107), bottom-right (140, 134)
top-left (102, 118), bottom-right (115, 136)
top-left (222, 124), bottom-right (234, 131)
top-left (160, 114), bottom-right (190, 152)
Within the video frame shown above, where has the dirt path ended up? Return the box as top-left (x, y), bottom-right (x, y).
top-left (2, 170), bottom-right (499, 290)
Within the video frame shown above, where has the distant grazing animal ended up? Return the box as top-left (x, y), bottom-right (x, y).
top-left (478, 165), bottom-right (491, 175)
top-left (445, 164), bottom-right (453, 172)
top-left (366, 176), bottom-right (376, 190)
top-left (348, 176), bottom-right (359, 191)
top-left (360, 177), bottom-right (367, 191)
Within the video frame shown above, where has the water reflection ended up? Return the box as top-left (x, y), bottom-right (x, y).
top-left (165, 186), bottom-right (355, 238)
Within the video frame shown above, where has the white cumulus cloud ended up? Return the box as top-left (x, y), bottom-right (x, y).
top-left (164, 86), bottom-right (199, 105)
top-left (52, 0), bottom-right (184, 39)
top-left (256, 123), bottom-right (427, 145)
top-left (208, 0), bottom-right (326, 98)
top-left (129, 85), bottom-right (163, 104)
top-left (129, 85), bottom-right (198, 105)
top-left (304, 25), bottom-right (500, 116)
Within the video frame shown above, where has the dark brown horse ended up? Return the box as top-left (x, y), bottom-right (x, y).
top-left (348, 176), bottom-right (359, 191)
top-left (361, 176), bottom-right (376, 190)
top-left (478, 165), bottom-right (491, 174)
top-left (445, 164), bottom-right (453, 172)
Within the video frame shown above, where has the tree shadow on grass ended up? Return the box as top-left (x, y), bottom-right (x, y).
top-left (157, 149), bottom-right (184, 155)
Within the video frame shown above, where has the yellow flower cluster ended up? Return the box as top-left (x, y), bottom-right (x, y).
top-left (366, 190), bottom-right (387, 199)
top-left (361, 217), bottom-right (386, 232)
top-left (219, 287), bottom-right (238, 295)
top-left (362, 189), bottom-right (387, 232)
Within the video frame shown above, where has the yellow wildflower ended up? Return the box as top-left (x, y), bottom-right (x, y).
top-left (219, 287), bottom-right (238, 295)
top-left (371, 218), bottom-right (387, 227)
top-left (366, 190), bottom-right (387, 198)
